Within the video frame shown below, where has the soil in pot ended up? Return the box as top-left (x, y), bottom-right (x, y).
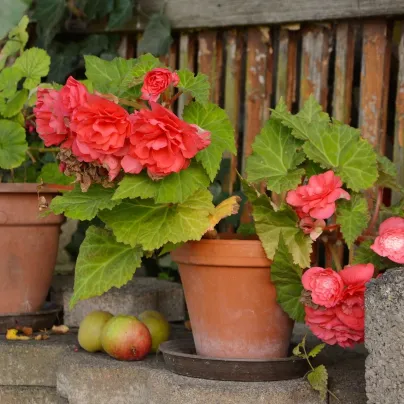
top-left (0, 184), bottom-right (64, 314)
top-left (171, 238), bottom-right (294, 360)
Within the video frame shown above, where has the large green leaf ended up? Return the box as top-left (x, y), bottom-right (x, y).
top-left (0, 89), bottom-right (28, 118)
top-left (376, 154), bottom-right (404, 193)
top-left (100, 188), bottom-right (214, 250)
top-left (336, 194), bottom-right (369, 247)
top-left (107, 0), bottom-right (133, 29)
top-left (183, 102), bottom-right (236, 181)
top-left (246, 118), bottom-right (305, 193)
top-left (113, 163), bottom-right (210, 204)
top-left (0, 120), bottom-right (27, 169)
top-left (0, 0), bottom-right (30, 40)
top-left (50, 184), bottom-right (120, 220)
top-left (176, 70), bottom-right (210, 104)
top-left (84, 55), bottom-right (137, 97)
top-left (302, 123), bottom-right (378, 191)
top-left (70, 226), bottom-right (143, 308)
top-left (252, 195), bottom-right (312, 268)
top-left (138, 14), bottom-right (173, 57)
top-left (271, 236), bottom-right (305, 322)
top-left (33, 0), bottom-right (65, 48)
top-left (271, 96), bottom-right (329, 141)
top-left (37, 163), bottom-right (75, 186)
top-left (14, 48), bottom-right (51, 89)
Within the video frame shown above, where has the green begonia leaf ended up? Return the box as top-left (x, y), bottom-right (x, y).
top-left (131, 54), bottom-right (161, 78)
top-left (37, 163), bottom-right (75, 186)
top-left (176, 69), bottom-right (210, 104)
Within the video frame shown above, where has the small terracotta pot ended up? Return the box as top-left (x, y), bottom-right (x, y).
top-left (171, 239), bottom-right (294, 359)
top-left (0, 183), bottom-right (64, 314)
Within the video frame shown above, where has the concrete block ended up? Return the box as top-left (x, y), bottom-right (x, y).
top-left (365, 268), bottom-right (404, 404)
top-left (51, 276), bottom-right (185, 327)
top-left (0, 334), bottom-right (77, 387)
top-left (57, 351), bottom-right (325, 404)
top-left (0, 386), bottom-right (67, 404)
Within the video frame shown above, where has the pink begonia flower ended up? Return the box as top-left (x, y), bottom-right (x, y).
top-left (59, 76), bottom-right (89, 114)
top-left (371, 217), bottom-right (404, 264)
top-left (302, 267), bottom-right (344, 308)
top-left (299, 217), bottom-right (326, 241)
top-left (286, 170), bottom-right (350, 220)
top-left (141, 68), bottom-right (180, 102)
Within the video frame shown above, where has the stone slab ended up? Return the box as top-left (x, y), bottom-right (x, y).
top-left (365, 268), bottom-right (404, 404)
top-left (51, 276), bottom-right (185, 327)
top-left (0, 386), bottom-right (67, 404)
top-left (57, 350), bottom-right (325, 404)
top-left (0, 333), bottom-right (77, 387)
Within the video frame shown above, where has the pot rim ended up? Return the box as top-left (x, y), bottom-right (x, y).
top-left (0, 183), bottom-right (73, 194)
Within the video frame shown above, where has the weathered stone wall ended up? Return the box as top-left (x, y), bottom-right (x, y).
top-left (365, 268), bottom-right (404, 404)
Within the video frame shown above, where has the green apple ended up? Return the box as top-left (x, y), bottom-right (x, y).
top-left (78, 311), bottom-right (113, 352)
top-left (138, 310), bottom-right (171, 353)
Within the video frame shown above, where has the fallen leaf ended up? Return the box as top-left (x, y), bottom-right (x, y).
top-left (207, 196), bottom-right (241, 232)
top-left (21, 327), bottom-right (33, 336)
top-left (6, 329), bottom-right (31, 341)
top-left (35, 334), bottom-right (50, 340)
top-left (52, 325), bottom-right (69, 334)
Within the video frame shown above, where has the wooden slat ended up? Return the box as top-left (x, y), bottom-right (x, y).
top-left (300, 25), bottom-right (332, 108)
top-left (198, 30), bottom-right (222, 103)
top-left (276, 27), bottom-right (298, 109)
top-left (242, 27), bottom-right (271, 171)
top-left (223, 30), bottom-right (243, 194)
top-left (332, 23), bottom-right (356, 123)
top-left (177, 33), bottom-right (196, 117)
top-left (116, 0), bottom-right (404, 31)
top-left (359, 20), bottom-right (392, 153)
top-left (393, 22), bottom-right (404, 203)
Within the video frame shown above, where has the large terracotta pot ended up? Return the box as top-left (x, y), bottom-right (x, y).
top-left (0, 183), bottom-right (64, 314)
top-left (171, 239), bottom-right (294, 359)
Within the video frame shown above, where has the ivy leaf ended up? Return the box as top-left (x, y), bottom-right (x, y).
top-left (132, 53), bottom-right (161, 78)
top-left (336, 194), bottom-right (369, 247)
top-left (0, 89), bottom-right (29, 118)
top-left (99, 189), bottom-right (214, 250)
top-left (33, 0), bottom-right (66, 49)
top-left (176, 70), bottom-right (210, 104)
top-left (0, 120), bottom-right (27, 169)
top-left (302, 123), bottom-right (378, 191)
top-left (107, 0), bottom-right (133, 29)
top-left (47, 43), bottom-right (80, 84)
top-left (113, 163), bottom-right (210, 204)
top-left (84, 56), bottom-right (136, 97)
top-left (271, 235), bottom-right (305, 322)
top-left (308, 343), bottom-right (326, 358)
top-left (14, 48), bottom-right (51, 89)
top-left (70, 226), bottom-right (143, 308)
top-left (307, 365), bottom-right (328, 401)
top-left (0, 0), bottom-right (30, 40)
top-left (82, 0), bottom-right (114, 20)
top-left (37, 163), bottom-right (75, 186)
top-left (138, 13), bottom-right (173, 57)
top-left (0, 67), bottom-right (23, 98)
top-left (271, 95), bottom-right (329, 140)
top-left (252, 195), bottom-right (312, 268)
top-left (353, 240), bottom-right (393, 271)
top-left (50, 184), bottom-right (120, 220)
top-left (246, 118), bottom-right (305, 193)
top-left (183, 102), bottom-right (236, 181)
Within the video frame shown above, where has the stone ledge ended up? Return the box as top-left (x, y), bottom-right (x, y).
top-left (57, 351), bottom-right (325, 404)
top-left (0, 386), bottom-right (67, 404)
top-left (51, 276), bottom-right (185, 327)
top-left (0, 334), bottom-right (77, 387)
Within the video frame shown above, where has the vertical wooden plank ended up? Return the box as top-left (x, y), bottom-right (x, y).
top-left (223, 30), bottom-right (242, 194)
top-left (198, 30), bottom-right (223, 103)
top-left (276, 27), bottom-right (298, 109)
top-left (333, 23), bottom-right (356, 123)
top-left (359, 20), bottom-right (392, 154)
top-left (178, 33), bottom-right (196, 117)
top-left (300, 25), bottom-right (332, 108)
top-left (393, 22), bottom-right (404, 203)
top-left (117, 35), bottom-right (128, 58)
top-left (243, 27), bottom-right (271, 170)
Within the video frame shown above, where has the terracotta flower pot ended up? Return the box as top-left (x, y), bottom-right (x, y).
top-left (0, 184), bottom-right (64, 314)
top-left (171, 239), bottom-right (294, 359)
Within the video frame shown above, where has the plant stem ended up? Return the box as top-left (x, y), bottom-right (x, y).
top-left (26, 150), bottom-right (36, 163)
top-left (28, 147), bottom-right (59, 153)
top-left (348, 247), bottom-right (354, 266)
top-left (327, 243), bottom-right (342, 271)
top-left (366, 187), bottom-right (383, 236)
top-left (118, 98), bottom-right (149, 109)
top-left (168, 91), bottom-right (183, 106)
